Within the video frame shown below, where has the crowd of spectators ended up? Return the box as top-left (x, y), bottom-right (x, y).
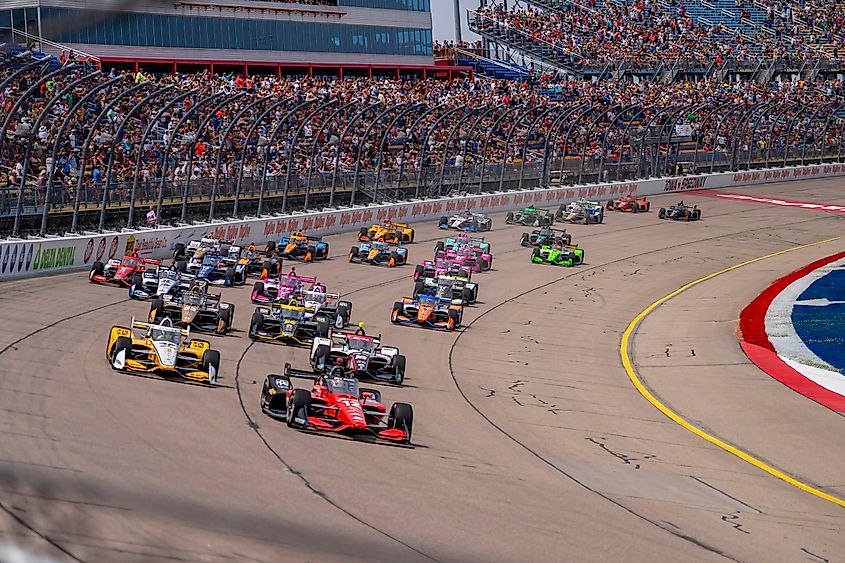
top-left (1, 52), bottom-right (844, 222)
top-left (758, 0), bottom-right (845, 45)
top-left (472, 0), bottom-right (836, 70)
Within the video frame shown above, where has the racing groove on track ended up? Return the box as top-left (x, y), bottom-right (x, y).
top-left (0, 178), bottom-right (844, 561)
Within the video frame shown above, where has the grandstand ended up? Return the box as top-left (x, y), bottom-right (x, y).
top-left (0, 1), bottom-right (844, 237)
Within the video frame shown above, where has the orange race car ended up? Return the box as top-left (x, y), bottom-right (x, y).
top-left (606, 194), bottom-right (650, 213)
top-left (358, 221), bottom-right (415, 243)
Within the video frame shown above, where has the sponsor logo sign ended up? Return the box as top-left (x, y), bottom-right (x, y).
top-left (33, 246), bottom-right (75, 271)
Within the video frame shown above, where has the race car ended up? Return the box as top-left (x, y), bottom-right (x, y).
top-left (236, 243), bottom-right (283, 278)
top-left (251, 272), bottom-right (318, 304)
top-left (434, 245), bottom-right (492, 273)
top-left (184, 252), bottom-right (246, 286)
top-left (128, 266), bottom-right (190, 299)
top-left (260, 363), bottom-right (413, 444)
top-left (391, 294), bottom-right (463, 331)
top-left (310, 330), bottom-right (406, 385)
top-left (658, 202), bottom-right (702, 221)
top-left (414, 257), bottom-right (474, 281)
top-left (414, 275), bottom-right (477, 305)
top-left (300, 289), bottom-right (353, 329)
top-left (439, 210), bottom-right (492, 232)
top-left (439, 233), bottom-right (492, 254)
top-left (106, 318), bottom-right (220, 384)
top-left (249, 302), bottom-right (330, 345)
top-left (278, 232), bottom-right (329, 262)
top-left (556, 199), bottom-right (604, 224)
top-left (89, 253), bottom-right (160, 286)
top-left (348, 242), bottom-right (409, 267)
top-left (148, 283), bottom-right (235, 335)
top-left (172, 237), bottom-right (234, 261)
top-left (520, 227), bottom-right (572, 248)
top-left (606, 194), bottom-right (650, 213)
top-left (505, 205), bottom-right (554, 227)
top-left (358, 221), bottom-right (415, 243)
top-left (530, 242), bottom-right (585, 267)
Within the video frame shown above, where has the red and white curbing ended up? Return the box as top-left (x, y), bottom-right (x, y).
top-left (739, 252), bottom-right (845, 413)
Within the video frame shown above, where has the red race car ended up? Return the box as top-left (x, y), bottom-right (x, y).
top-left (260, 364), bottom-right (413, 444)
top-left (606, 194), bottom-right (650, 213)
top-left (90, 253), bottom-right (160, 286)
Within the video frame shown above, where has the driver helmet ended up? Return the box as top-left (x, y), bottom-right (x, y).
top-left (358, 322), bottom-right (365, 329)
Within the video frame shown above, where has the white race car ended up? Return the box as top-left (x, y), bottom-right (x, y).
top-left (300, 289), bottom-right (353, 329)
top-left (310, 330), bottom-right (406, 385)
top-left (129, 267), bottom-right (191, 299)
top-left (438, 211), bottom-right (492, 232)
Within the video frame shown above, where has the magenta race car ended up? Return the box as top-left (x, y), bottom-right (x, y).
top-left (414, 257), bottom-right (473, 281)
top-left (435, 245), bottom-right (492, 273)
top-left (251, 272), bottom-right (323, 304)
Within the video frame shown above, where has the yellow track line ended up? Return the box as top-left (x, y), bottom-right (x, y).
top-left (620, 235), bottom-right (845, 508)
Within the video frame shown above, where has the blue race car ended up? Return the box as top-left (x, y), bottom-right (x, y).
top-left (347, 241), bottom-right (409, 267)
top-left (186, 252), bottom-right (245, 286)
top-left (278, 232), bottom-right (329, 262)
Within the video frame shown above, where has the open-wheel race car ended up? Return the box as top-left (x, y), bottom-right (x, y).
top-left (278, 232), bottom-right (329, 262)
top-left (606, 194), bottom-right (650, 213)
top-left (348, 241), bottom-right (409, 267)
top-left (391, 293), bottom-right (463, 331)
top-left (358, 221), bottom-right (415, 243)
top-left (299, 289), bottom-right (353, 329)
top-left (251, 272), bottom-right (318, 304)
top-left (414, 257), bottom-right (474, 281)
top-left (414, 275), bottom-right (477, 305)
top-left (106, 318), bottom-right (220, 384)
top-left (505, 205), bottom-right (554, 227)
top-left (148, 282), bottom-right (235, 335)
top-left (128, 266), bottom-right (191, 299)
top-left (556, 199), bottom-right (604, 224)
top-left (260, 363), bottom-right (413, 444)
top-left (90, 253), bottom-right (161, 286)
top-left (172, 237), bottom-right (234, 261)
top-left (183, 251), bottom-right (246, 286)
top-left (439, 233), bottom-right (492, 254)
top-left (531, 243), bottom-right (585, 267)
top-left (249, 302), bottom-right (330, 345)
top-left (439, 210), bottom-right (492, 232)
top-left (520, 227), bottom-right (572, 248)
top-left (658, 201), bottom-right (702, 221)
top-left (310, 330), bottom-right (406, 384)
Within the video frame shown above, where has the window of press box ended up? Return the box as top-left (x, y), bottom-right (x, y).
top-left (339, 0), bottom-right (430, 11)
top-left (39, 9), bottom-right (433, 56)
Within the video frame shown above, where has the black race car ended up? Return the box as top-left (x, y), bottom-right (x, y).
top-left (657, 201), bottom-right (702, 221)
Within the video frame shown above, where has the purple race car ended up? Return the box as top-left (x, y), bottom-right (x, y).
top-left (251, 272), bottom-right (323, 304)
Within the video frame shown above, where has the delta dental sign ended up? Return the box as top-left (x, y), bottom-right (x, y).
top-left (2, 163), bottom-right (843, 281)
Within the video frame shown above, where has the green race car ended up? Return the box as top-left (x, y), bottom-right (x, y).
top-left (520, 227), bottom-right (571, 247)
top-left (505, 206), bottom-right (554, 227)
top-left (530, 243), bottom-right (584, 266)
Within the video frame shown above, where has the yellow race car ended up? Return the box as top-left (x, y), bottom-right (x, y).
top-left (106, 318), bottom-right (220, 384)
top-left (358, 221), bottom-right (415, 244)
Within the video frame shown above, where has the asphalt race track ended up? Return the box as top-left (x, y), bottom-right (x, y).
top-left (1, 178), bottom-right (844, 562)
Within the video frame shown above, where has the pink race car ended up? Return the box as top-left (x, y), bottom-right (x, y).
top-left (435, 234), bottom-right (493, 271)
top-left (251, 271), bottom-right (323, 304)
top-left (435, 245), bottom-right (492, 273)
top-left (414, 257), bottom-right (472, 281)
top-left (90, 253), bottom-right (161, 286)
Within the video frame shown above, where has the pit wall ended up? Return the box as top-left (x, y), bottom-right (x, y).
top-left (1, 163), bottom-right (842, 281)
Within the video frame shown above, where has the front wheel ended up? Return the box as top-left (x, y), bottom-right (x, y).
top-left (201, 349), bottom-right (220, 384)
top-left (110, 336), bottom-right (132, 370)
top-left (287, 389), bottom-right (312, 428)
top-left (388, 402), bottom-right (413, 443)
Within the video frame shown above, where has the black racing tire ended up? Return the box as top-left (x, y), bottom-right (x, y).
top-left (306, 245), bottom-right (316, 262)
top-left (172, 243), bottom-right (186, 260)
top-left (225, 266), bottom-right (235, 285)
top-left (216, 307), bottom-right (232, 335)
top-left (506, 211), bottom-right (515, 224)
top-left (414, 264), bottom-right (424, 279)
top-left (149, 298), bottom-right (164, 323)
top-left (90, 260), bottom-right (105, 281)
top-left (175, 260), bottom-right (187, 272)
top-left (447, 308), bottom-right (460, 330)
top-left (408, 230), bottom-right (415, 243)
top-left (658, 207), bottom-right (666, 219)
top-left (315, 317), bottom-right (330, 338)
top-left (480, 257), bottom-right (490, 271)
top-left (132, 273), bottom-right (143, 291)
top-left (461, 287), bottom-right (473, 304)
top-left (531, 247), bottom-right (541, 261)
top-left (606, 200), bottom-right (614, 211)
top-left (392, 354), bottom-right (406, 385)
top-left (252, 281), bottom-right (264, 295)
top-left (261, 260), bottom-right (271, 272)
top-left (391, 301), bottom-right (403, 324)
top-left (313, 344), bottom-right (331, 369)
top-left (520, 233), bottom-right (530, 247)
top-left (693, 209), bottom-right (701, 220)
top-left (201, 349), bottom-right (220, 382)
top-left (439, 215), bottom-right (448, 226)
top-left (413, 280), bottom-right (426, 297)
top-left (287, 389), bottom-right (311, 428)
top-left (265, 241), bottom-right (276, 253)
top-left (337, 301), bottom-right (351, 326)
top-left (388, 402), bottom-right (413, 442)
top-left (631, 202), bottom-right (640, 213)
top-left (110, 336), bottom-right (132, 370)
top-left (348, 246), bottom-right (358, 262)
top-left (434, 241), bottom-right (445, 254)
top-left (389, 251), bottom-right (399, 267)
top-left (249, 311), bottom-right (263, 340)
top-left (358, 227), bottom-right (369, 239)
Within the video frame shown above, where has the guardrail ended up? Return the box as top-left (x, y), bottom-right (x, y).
top-left (2, 162), bottom-right (843, 281)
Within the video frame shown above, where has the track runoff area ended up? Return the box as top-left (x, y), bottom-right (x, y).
top-left (0, 177), bottom-right (843, 562)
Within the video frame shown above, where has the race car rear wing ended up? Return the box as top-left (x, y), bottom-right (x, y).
top-left (281, 362), bottom-right (347, 380)
top-left (302, 289), bottom-right (340, 300)
top-left (130, 317), bottom-right (191, 339)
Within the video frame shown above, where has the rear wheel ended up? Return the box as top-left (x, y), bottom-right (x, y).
top-left (249, 311), bottom-right (263, 340)
top-left (287, 389), bottom-right (311, 428)
top-left (313, 344), bottom-right (331, 369)
top-left (531, 247), bottom-right (541, 262)
top-left (658, 207), bottom-right (666, 219)
top-left (337, 301), bottom-right (351, 326)
top-left (305, 246), bottom-right (315, 263)
top-left (175, 260), bottom-right (187, 273)
top-left (172, 243), bottom-right (185, 260)
top-left (392, 354), bottom-right (406, 385)
top-left (216, 307), bottom-right (232, 335)
top-left (606, 200), bottom-right (614, 211)
top-left (434, 241), bottom-right (445, 254)
top-left (414, 264), bottom-right (424, 280)
top-left (252, 281), bottom-right (265, 297)
top-left (110, 336), bottom-right (132, 370)
top-left (461, 287), bottom-right (472, 304)
top-left (388, 251), bottom-right (398, 268)
top-left (413, 280), bottom-right (426, 297)
top-left (264, 241), bottom-right (276, 253)
top-left (631, 202), bottom-right (640, 213)
top-left (201, 350), bottom-right (220, 384)
top-left (315, 317), bottom-right (330, 338)
top-left (149, 298), bottom-right (164, 323)
top-left (348, 246), bottom-right (358, 262)
top-left (261, 260), bottom-right (271, 278)
top-left (439, 215), bottom-right (448, 226)
top-left (506, 211), bottom-right (514, 223)
top-left (391, 302), bottom-right (403, 323)
top-left (447, 308), bottom-right (460, 330)
top-left (520, 233), bottom-right (530, 247)
top-left (388, 403), bottom-right (413, 443)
